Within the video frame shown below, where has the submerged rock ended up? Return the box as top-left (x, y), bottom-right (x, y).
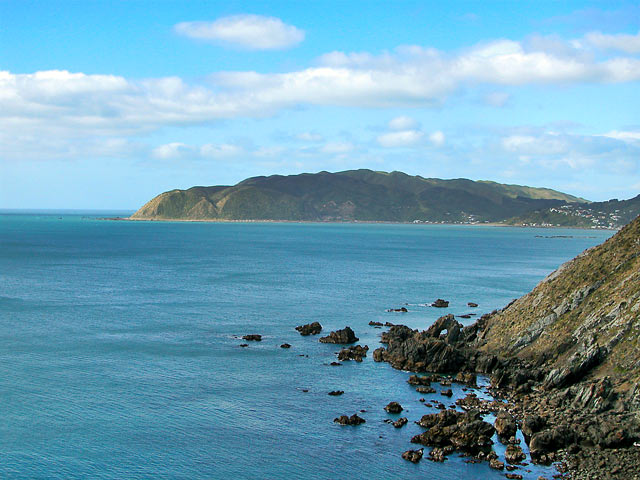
top-left (387, 307), bottom-right (408, 312)
top-left (242, 334), bottom-right (262, 341)
top-left (295, 322), bottom-right (322, 336)
top-left (319, 326), bottom-right (358, 344)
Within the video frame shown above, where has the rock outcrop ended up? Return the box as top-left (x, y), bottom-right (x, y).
top-left (295, 322), bottom-right (322, 336)
top-left (337, 345), bottom-right (368, 362)
top-left (334, 414), bottom-right (365, 426)
top-left (319, 326), bottom-right (358, 344)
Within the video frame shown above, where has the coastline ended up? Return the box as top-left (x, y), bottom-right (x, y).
top-left (105, 216), bottom-right (618, 231)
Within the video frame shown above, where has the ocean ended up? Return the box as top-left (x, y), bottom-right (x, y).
top-left (0, 212), bottom-right (613, 479)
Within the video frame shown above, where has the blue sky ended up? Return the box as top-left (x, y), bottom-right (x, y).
top-left (1, 1), bottom-right (639, 208)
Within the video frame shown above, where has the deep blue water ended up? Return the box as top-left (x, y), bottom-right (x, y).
top-left (0, 213), bottom-right (613, 479)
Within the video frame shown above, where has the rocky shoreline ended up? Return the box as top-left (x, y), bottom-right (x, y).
top-left (371, 312), bottom-right (640, 479)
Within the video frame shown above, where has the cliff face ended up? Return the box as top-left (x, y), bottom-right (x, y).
top-left (130, 169), bottom-right (586, 222)
top-left (479, 214), bottom-right (640, 402)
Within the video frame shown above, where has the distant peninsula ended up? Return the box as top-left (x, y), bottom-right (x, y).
top-left (131, 169), bottom-right (592, 224)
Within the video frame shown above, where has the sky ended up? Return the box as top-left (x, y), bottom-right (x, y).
top-left (1, 0), bottom-right (639, 209)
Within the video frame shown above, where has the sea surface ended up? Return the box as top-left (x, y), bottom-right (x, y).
top-left (0, 212), bottom-right (614, 479)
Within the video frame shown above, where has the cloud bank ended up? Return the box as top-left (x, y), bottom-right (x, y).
top-left (174, 15), bottom-right (305, 50)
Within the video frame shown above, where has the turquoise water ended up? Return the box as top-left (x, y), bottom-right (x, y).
top-left (0, 213), bottom-right (613, 479)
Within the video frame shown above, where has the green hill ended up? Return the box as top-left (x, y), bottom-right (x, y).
top-left (506, 194), bottom-right (640, 229)
top-left (131, 169), bottom-right (586, 222)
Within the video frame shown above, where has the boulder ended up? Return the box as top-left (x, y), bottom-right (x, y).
top-left (368, 321), bottom-right (383, 326)
top-left (468, 302), bottom-right (478, 308)
top-left (295, 322), bottom-right (322, 336)
top-left (328, 390), bottom-right (344, 396)
top-left (494, 411), bottom-right (517, 440)
top-left (280, 343), bottom-right (291, 348)
top-left (319, 326), bottom-right (359, 344)
top-left (504, 445), bottom-right (526, 464)
top-left (432, 299), bottom-right (449, 308)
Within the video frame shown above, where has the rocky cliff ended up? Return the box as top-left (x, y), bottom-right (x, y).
top-left (375, 215), bottom-right (640, 478)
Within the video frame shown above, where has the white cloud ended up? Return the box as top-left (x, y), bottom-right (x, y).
top-left (377, 130), bottom-right (424, 147)
top-left (484, 91), bottom-right (510, 107)
top-left (152, 142), bottom-right (193, 160)
top-left (601, 130), bottom-right (640, 142)
top-left (388, 116), bottom-right (418, 130)
top-left (3, 33), bottom-right (640, 160)
top-left (320, 141), bottom-right (355, 154)
top-left (296, 132), bottom-right (324, 142)
top-left (174, 15), bottom-right (304, 50)
top-left (200, 143), bottom-right (244, 158)
top-left (583, 31), bottom-right (640, 54)
top-left (429, 131), bottom-right (445, 147)
top-left (499, 130), bottom-right (640, 171)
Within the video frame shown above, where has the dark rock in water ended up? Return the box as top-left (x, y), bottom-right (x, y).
top-left (376, 316), bottom-right (469, 372)
top-left (393, 417), bottom-right (408, 428)
top-left (368, 321), bottom-right (384, 326)
top-left (505, 445), bottom-right (526, 464)
top-left (330, 361), bottom-right (342, 366)
top-left (302, 389), bottom-right (309, 392)
top-left (387, 307), bottom-right (408, 312)
top-left (468, 302), bottom-right (478, 308)
top-left (441, 389), bottom-right (453, 397)
top-left (280, 343), bottom-right (291, 348)
top-left (385, 401), bottom-right (403, 413)
top-left (384, 321), bottom-right (395, 327)
top-left (489, 458), bottom-right (504, 470)
top-left (295, 322), bottom-right (322, 336)
top-left (372, 347), bottom-right (385, 362)
top-left (334, 414), bottom-right (365, 425)
top-left (319, 326), bottom-right (358, 344)
top-left (412, 409), bottom-right (495, 455)
top-left (432, 299), bottom-right (449, 308)
top-left (458, 314), bottom-right (471, 319)
top-left (408, 374), bottom-right (441, 385)
top-left (239, 343), bottom-right (249, 347)
top-left (401, 448), bottom-right (423, 463)
top-left (242, 334), bottom-right (262, 341)
top-left (328, 390), bottom-right (344, 396)
top-left (455, 372), bottom-right (477, 386)
top-left (337, 344), bottom-right (369, 362)
top-left (505, 474), bottom-right (523, 480)
top-left (494, 411), bottom-right (517, 441)
top-left (416, 385), bottom-right (436, 394)
top-left (427, 447), bottom-right (448, 462)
